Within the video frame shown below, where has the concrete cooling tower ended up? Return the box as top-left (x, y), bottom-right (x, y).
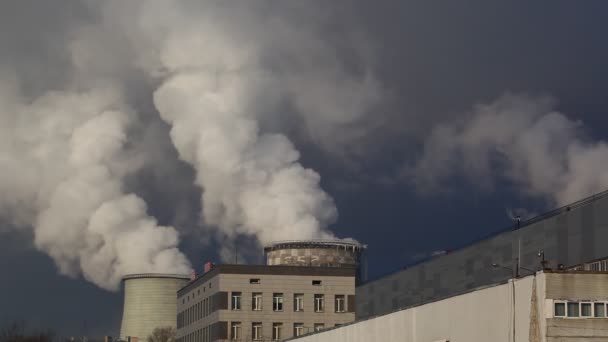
top-left (120, 273), bottom-right (190, 340)
top-left (264, 240), bottom-right (367, 280)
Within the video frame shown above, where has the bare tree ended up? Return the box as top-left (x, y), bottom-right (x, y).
top-left (0, 321), bottom-right (54, 342)
top-left (146, 327), bottom-right (175, 342)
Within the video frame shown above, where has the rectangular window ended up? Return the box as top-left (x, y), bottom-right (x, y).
top-left (314, 323), bottom-right (325, 332)
top-left (252, 293), bottom-right (263, 311)
top-left (294, 294), bottom-right (304, 312)
top-left (231, 322), bottom-right (241, 340)
top-left (595, 303), bottom-right (606, 317)
top-left (335, 295), bottom-right (346, 313)
top-left (294, 323), bottom-right (304, 337)
top-left (272, 323), bottom-right (282, 341)
top-left (312, 280), bottom-right (322, 286)
top-left (581, 302), bottom-right (592, 317)
top-left (231, 292), bottom-right (242, 310)
top-left (314, 294), bottom-right (325, 312)
top-left (554, 302), bottom-right (566, 317)
top-left (250, 278), bottom-right (261, 284)
top-left (567, 302), bottom-right (580, 317)
top-left (273, 293), bottom-right (284, 311)
top-left (252, 322), bottom-right (263, 341)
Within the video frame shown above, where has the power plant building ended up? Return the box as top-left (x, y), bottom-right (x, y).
top-left (174, 240), bottom-right (364, 341)
top-left (176, 264), bottom-right (356, 341)
top-left (356, 190), bottom-right (608, 320)
top-left (290, 271), bottom-right (608, 342)
top-left (120, 273), bottom-right (190, 340)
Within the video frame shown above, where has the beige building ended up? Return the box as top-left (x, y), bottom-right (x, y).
top-left (289, 271), bottom-right (608, 342)
top-left (176, 264), bottom-right (356, 342)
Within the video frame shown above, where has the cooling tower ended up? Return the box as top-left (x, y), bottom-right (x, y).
top-left (120, 273), bottom-right (190, 340)
top-left (264, 240), bottom-right (366, 279)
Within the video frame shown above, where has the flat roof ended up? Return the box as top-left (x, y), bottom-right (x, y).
top-left (177, 264), bottom-right (357, 297)
top-left (264, 239), bottom-right (366, 251)
top-left (122, 273), bottom-right (190, 281)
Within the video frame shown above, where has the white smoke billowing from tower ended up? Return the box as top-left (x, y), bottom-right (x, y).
top-left (0, 80), bottom-right (190, 290)
top-left (100, 1), bottom-right (381, 252)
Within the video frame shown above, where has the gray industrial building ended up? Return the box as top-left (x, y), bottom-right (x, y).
top-left (356, 190), bottom-right (608, 319)
top-left (175, 240), bottom-right (365, 341)
top-left (291, 271), bottom-right (608, 342)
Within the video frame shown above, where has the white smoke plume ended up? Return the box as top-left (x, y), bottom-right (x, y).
top-left (0, 77), bottom-right (190, 290)
top-left (92, 1), bottom-right (382, 249)
top-left (412, 94), bottom-right (608, 207)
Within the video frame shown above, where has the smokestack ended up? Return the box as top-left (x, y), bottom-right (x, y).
top-left (203, 261), bottom-right (215, 274)
top-left (120, 273), bottom-right (189, 340)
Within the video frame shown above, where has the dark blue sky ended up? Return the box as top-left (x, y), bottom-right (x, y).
top-left (1, 0), bottom-right (608, 337)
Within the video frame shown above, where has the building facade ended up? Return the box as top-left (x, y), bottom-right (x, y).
top-left (176, 265), bottom-right (356, 342)
top-left (357, 190), bottom-right (608, 319)
top-left (290, 271), bottom-right (608, 342)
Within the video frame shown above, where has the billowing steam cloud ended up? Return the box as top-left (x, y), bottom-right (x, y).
top-left (102, 1), bottom-right (381, 248)
top-left (412, 94), bottom-right (608, 207)
top-left (0, 1), bottom-right (381, 289)
top-left (0, 80), bottom-right (190, 290)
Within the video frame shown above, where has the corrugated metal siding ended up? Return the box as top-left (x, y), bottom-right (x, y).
top-left (357, 192), bottom-right (608, 319)
top-left (545, 273), bottom-right (608, 299)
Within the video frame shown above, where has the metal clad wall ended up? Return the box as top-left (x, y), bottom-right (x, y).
top-left (545, 272), bottom-right (608, 299)
top-left (357, 193), bottom-right (608, 319)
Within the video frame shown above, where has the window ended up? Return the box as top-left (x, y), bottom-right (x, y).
top-left (250, 278), bottom-right (261, 284)
top-left (294, 294), bottom-right (304, 312)
top-left (335, 295), bottom-right (346, 313)
top-left (294, 323), bottom-right (305, 337)
top-left (312, 280), bottom-right (322, 286)
top-left (272, 323), bottom-right (282, 341)
top-left (231, 292), bottom-right (242, 310)
top-left (567, 302), bottom-right (580, 317)
top-left (314, 323), bottom-right (325, 332)
top-left (554, 302), bottom-right (566, 317)
top-left (252, 322), bottom-right (263, 340)
top-left (231, 322), bottom-right (241, 340)
top-left (314, 294), bottom-right (325, 312)
top-left (581, 302), bottom-right (593, 317)
top-left (252, 293), bottom-right (263, 311)
top-left (595, 303), bottom-right (606, 317)
top-left (273, 293), bottom-right (284, 311)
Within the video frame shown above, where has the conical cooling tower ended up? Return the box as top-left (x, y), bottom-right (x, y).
top-left (120, 273), bottom-right (190, 340)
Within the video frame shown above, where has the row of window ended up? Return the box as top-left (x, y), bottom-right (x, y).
top-left (554, 301), bottom-right (608, 318)
top-left (182, 282), bottom-right (213, 304)
top-left (178, 295), bottom-right (214, 328)
top-left (177, 325), bottom-right (211, 342)
top-left (231, 292), bottom-right (348, 313)
top-left (176, 322), bottom-right (334, 342)
top-left (230, 322), bottom-right (328, 341)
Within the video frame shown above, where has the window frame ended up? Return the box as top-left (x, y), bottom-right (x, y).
top-left (595, 302), bottom-right (607, 318)
top-left (335, 295), bottom-right (346, 313)
top-left (272, 323), bottom-right (282, 341)
top-left (294, 323), bottom-right (305, 337)
top-left (314, 294), bottom-right (325, 313)
top-left (231, 292), bottom-right (242, 311)
top-left (294, 293), bottom-right (304, 312)
top-left (252, 322), bottom-right (263, 341)
top-left (273, 293), bottom-right (284, 312)
top-left (231, 322), bottom-right (241, 340)
top-left (252, 292), bottom-right (263, 311)
top-left (580, 302), bottom-right (593, 317)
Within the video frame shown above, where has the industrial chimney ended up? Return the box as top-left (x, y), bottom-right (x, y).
top-left (120, 273), bottom-right (190, 340)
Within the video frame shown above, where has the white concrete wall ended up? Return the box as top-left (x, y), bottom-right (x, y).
top-left (120, 276), bottom-right (189, 339)
top-left (291, 275), bottom-right (540, 342)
